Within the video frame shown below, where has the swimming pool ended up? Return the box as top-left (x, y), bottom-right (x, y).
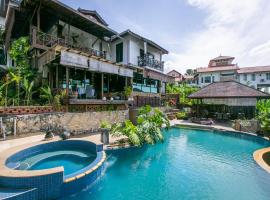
top-left (63, 127), bottom-right (270, 200)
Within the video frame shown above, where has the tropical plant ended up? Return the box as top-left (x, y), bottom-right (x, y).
top-left (124, 86), bottom-right (132, 99)
top-left (166, 83), bottom-right (198, 106)
top-left (40, 86), bottom-right (53, 105)
top-left (176, 111), bottom-right (188, 120)
top-left (52, 90), bottom-right (67, 111)
top-left (256, 99), bottom-right (270, 136)
top-left (110, 106), bottom-right (170, 146)
top-left (7, 37), bottom-right (32, 105)
top-left (111, 120), bottom-right (141, 146)
top-left (22, 78), bottom-right (35, 105)
top-left (100, 121), bottom-right (111, 129)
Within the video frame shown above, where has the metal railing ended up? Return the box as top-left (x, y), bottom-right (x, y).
top-left (31, 27), bottom-right (107, 59)
top-left (138, 55), bottom-right (164, 71)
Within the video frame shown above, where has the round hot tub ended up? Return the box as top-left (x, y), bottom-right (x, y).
top-left (0, 140), bottom-right (106, 200)
top-left (6, 141), bottom-right (96, 176)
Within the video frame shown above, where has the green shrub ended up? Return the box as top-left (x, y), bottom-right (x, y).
top-left (100, 121), bottom-right (111, 129)
top-left (256, 99), bottom-right (270, 136)
top-left (176, 112), bottom-right (188, 120)
top-left (110, 106), bottom-right (170, 146)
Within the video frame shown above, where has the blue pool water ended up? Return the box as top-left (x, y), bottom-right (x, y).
top-left (63, 128), bottom-right (270, 200)
top-left (16, 149), bottom-right (96, 176)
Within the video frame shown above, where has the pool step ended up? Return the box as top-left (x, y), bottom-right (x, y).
top-left (0, 188), bottom-right (38, 200)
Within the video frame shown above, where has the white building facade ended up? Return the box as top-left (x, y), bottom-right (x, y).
top-left (238, 67), bottom-right (270, 93)
top-left (112, 30), bottom-right (170, 94)
top-left (193, 56), bottom-right (270, 94)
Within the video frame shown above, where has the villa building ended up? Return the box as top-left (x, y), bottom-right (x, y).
top-left (237, 66), bottom-right (270, 94)
top-left (2, 0), bottom-right (171, 110)
top-left (173, 55), bottom-right (270, 94)
top-left (196, 56), bottom-right (239, 88)
top-left (111, 30), bottom-right (171, 96)
top-left (167, 70), bottom-right (184, 85)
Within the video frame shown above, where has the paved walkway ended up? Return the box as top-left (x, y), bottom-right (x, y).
top-left (0, 131), bottom-right (126, 152)
top-left (0, 120), bottom-right (239, 153)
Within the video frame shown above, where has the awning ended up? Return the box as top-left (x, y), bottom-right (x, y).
top-left (60, 51), bottom-right (133, 77)
top-left (144, 69), bottom-right (174, 83)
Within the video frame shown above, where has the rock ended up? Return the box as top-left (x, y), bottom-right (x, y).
top-left (44, 131), bottom-right (54, 140)
top-left (60, 131), bottom-right (71, 140)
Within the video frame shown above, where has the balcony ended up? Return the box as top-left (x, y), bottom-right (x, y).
top-left (138, 55), bottom-right (164, 71)
top-left (31, 27), bottom-right (107, 59)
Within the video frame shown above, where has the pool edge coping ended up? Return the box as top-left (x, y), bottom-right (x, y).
top-left (253, 147), bottom-right (270, 173)
top-left (0, 139), bottom-right (104, 178)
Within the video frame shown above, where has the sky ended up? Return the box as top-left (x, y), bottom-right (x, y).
top-left (61, 0), bottom-right (270, 74)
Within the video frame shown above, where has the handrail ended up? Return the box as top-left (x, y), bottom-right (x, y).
top-left (31, 27), bottom-right (107, 59)
top-left (138, 55), bottom-right (164, 71)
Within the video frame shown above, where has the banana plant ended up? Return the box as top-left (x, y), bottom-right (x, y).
top-left (22, 78), bottom-right (35, 106)
top-left (9, 71), bottom-right (22, 106)
top-left (40, 86), bottom-right (54, 105)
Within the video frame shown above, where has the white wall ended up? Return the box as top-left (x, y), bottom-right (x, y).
top-left (239, 73), bottom-right (270, 89)
top-left (111, 35), bottom-right (129, 64)
top-left (112, 35), bottom-right (163, 66)
top-left (198, 70), bottom-right (237, 87)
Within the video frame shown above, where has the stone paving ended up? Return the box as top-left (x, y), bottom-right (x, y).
top-left (0, 132), bottom-right (125, 152)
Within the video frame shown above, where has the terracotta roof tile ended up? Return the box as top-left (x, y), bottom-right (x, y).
top-left (197, 65), bottom-right (239, 73)
top-left (237, 66), bottom-right (270, 74)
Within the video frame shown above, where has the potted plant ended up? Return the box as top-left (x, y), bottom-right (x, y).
top-left (69, 91), bottom-right (78, 99)
top-left (124, 86), bottom-right (132, 100)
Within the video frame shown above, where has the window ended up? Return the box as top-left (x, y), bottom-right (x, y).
top-left (116, 43), bottom-right (123, 63)
top-left (212, 76), bottom-right (215, 83)
top-left (205, 76), bottom-right (211, 83)
top-left (266, 73), bottom-right (270, 80)
top-left (132, 73), bottom-right (159, 93)
top-left (244, 74), bottom-right (247, 81)
top-left (201, 77), bottom-right (204, 83)
top-left (252, 74), bottom-right (256, 81)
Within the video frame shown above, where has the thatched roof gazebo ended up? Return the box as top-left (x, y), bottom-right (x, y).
top-left (188, 81), bottom-right (269, 119)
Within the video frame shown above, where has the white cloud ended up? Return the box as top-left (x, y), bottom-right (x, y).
top-left (165, 0), bottom-right (270, 74)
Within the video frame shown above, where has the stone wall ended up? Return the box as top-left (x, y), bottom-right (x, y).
top-left (0, 110), bottom-right (129, 136)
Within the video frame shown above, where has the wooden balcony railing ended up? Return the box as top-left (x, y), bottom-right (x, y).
top-left (138, 55), bottom-right (164, 71)
top-left (31, 27), bottom-right (107, 59)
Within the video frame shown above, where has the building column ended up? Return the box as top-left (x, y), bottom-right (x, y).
top-left (101, 73), bottom-right (104, 99)
top-left (66, 66), bottom-right (69, 96)
top-left (125, 77), bottom-right (128, 87)
top-left (144, 42), bottom-right (147, 55)
top-left (56, 65), bottom-right (59, 88)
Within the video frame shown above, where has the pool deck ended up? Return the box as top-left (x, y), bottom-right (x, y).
top-left (0, 132), bottom-right (125, 152)
top-left (0, 120), bottom-right (260, 153)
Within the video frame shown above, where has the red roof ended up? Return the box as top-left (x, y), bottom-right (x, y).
top-left (237, 66), bottom-right (270, 74)
top-left (188, 81), bottom-right (269, 99)
top-left (197, 65), bottom-right (239, 73)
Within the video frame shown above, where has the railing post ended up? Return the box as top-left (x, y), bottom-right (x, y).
top-left (32, 27), bottom-right (37, 46)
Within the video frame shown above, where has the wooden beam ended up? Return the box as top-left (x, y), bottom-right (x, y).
top-left (101, 73), bottom-right (104, 99)
top-left (37, 3), bottom-right (41, 31)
